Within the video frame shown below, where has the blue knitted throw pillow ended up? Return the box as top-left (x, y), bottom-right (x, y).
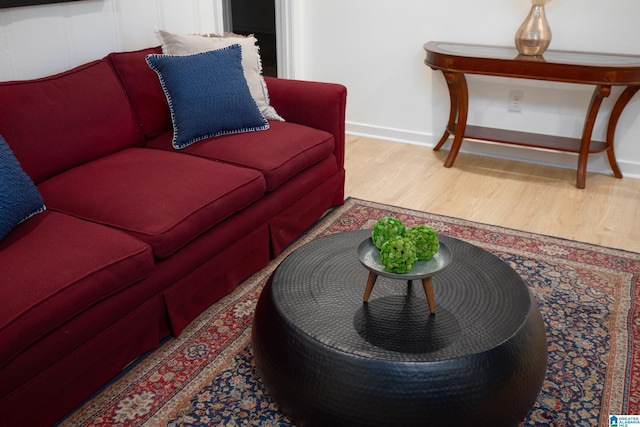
top-left (146, 44), bottom-right (269, 149)
top-left (0, 135), bottom-right (46, 241)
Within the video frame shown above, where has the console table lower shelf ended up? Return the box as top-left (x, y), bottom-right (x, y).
top-left (436, 123), bottom-right (617, 182)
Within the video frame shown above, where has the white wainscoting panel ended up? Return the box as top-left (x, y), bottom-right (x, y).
top-left (0, 0), bottom-right (221, 81)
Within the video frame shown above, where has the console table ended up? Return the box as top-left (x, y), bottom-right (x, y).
top-left (423, 41), bottom-right (640, 188)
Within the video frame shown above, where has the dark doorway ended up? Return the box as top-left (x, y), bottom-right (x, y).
top-left (228, 0), bottom-right (277, 77)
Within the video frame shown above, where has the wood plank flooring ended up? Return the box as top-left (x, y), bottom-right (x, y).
top-left (344, 135), bottom-right (640, 253)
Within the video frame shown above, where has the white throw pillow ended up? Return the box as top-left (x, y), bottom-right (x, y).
top-left (157, 30), bottom-right (284, 122)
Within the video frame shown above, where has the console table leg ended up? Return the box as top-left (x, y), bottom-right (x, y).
top-left (434, 72), bottom-right (460, 151)
top-left (577, 85), bottom-right (611, 189)
top-left (421, 277), bottom-right (436, 315)
top-left (435, 130), bottom-right (452, 151)
top-left (441, 72), bottom-right (468, 168)
top-left (606, 85), bottom-right (640, 179)
top-left (363, 271), bottom-right (378, 303)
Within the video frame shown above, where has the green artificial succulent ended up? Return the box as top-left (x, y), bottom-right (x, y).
top-left (371, 217), bottom-right (406, 249)
top-left (406, 225), bottom-right (440, 260)
top-left (380, 236), bottom-right (417, 274)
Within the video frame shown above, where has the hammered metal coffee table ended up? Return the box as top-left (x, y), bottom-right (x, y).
top-left (251, 229), bottom-right (548, 426)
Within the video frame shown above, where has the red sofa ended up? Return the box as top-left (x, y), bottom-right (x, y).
top-left (0, 46), bottom-right (346, 427)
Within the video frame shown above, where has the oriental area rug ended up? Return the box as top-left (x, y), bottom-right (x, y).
top-left (58, 198), bottom-right (640, 427)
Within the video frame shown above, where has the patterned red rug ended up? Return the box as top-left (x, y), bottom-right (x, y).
top-left (58, 198), bottom-right (639, 427)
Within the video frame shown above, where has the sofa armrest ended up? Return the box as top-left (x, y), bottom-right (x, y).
top-left (264, 77), bottom-right (347, 169)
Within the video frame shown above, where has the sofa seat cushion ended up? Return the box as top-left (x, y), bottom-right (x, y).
top-left (145, 121), bottom-right (335, 191)
top-left (38, 148), bottom-right (266, 258)
top-left (0, 211), bottom-right (155, 368)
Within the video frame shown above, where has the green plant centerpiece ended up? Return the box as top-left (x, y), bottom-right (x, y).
top-left (371, 217), bottom-right (406, 249)
top-left (379, 236), bottom-right (417, 274)
top-left (406, 225), bottom-right (439, 260)
top-left (371, 217), bottom-right (440, 274)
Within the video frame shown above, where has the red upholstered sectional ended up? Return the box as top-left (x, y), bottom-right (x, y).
top-left (0, 46), bottom-right (346, 427)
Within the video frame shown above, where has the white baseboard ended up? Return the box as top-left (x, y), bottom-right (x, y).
top-left (346, 121), bottom-right (640, 180)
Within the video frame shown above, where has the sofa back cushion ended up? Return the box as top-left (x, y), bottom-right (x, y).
top-left (107, 47), bottom-right (172, 139)
top-left (0, 60), bottom-right (144, 184)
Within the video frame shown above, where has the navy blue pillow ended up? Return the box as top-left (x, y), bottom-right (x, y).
top-left (146, 44), bottom-right (269, 149)
top-left (0, 135), bottom-right (46, 241)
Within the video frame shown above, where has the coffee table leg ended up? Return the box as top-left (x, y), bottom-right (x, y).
top-left (363, 272), bottom-right (378, 302)
top-left (422, 277), bottom-right (436, 314)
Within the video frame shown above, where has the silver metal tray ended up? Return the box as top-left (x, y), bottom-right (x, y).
top-left (357, 237), bottom-right (452, 280)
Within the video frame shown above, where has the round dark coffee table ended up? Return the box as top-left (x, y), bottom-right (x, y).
top-left (252, 229), bottom-right (547, 426)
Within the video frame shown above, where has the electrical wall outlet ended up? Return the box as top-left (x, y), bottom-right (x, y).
top-left (508, 90), bottom-right (524, 112)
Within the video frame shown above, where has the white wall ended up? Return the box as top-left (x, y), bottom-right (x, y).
top-left (1, 0), bottom-right (640, 177)
top-left (296, 0), bottom-right (640, 177)
top-left (0, 0), bottom-right (223, 80)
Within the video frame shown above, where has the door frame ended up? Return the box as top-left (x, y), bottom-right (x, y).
top-left (217, 0), bottom-right (296, 79)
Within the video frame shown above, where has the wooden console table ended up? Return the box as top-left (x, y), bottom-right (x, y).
top-left (423, 41), bottom-right (640, 188)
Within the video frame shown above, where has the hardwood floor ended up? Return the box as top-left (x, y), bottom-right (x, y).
top-left (344, 135), bottom-right (640, 253)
